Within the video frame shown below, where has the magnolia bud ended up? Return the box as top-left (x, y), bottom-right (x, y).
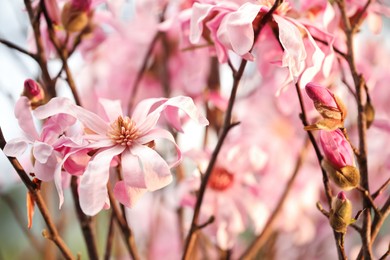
top-left (320, 130), bottom-right (360, 190)
top-left (329, 192), bottom-right (354, 233)
top-left (304, 82), bottom-right (347, 131)
top-left (22, 79), bottom-right (45, 108)
top-left (61, 1), bottom-right (90, 32)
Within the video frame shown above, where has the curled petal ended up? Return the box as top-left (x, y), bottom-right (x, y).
top-left (41, 114), bottom-right (77, 144)
top-left (274, 15), bottom-right (306, 81)
top-left (136, 128), bottom-right (182, 168)
top-left (34, 97), bottom-right (108, 135)
top-left (33, 141), bottom-right (54, 164)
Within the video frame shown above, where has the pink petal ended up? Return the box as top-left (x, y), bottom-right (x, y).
top-left (99, 98), bottom-right (123, 122)
top-left (121, 148), bottom-right (147, 189)
top-left (132, 97), bottom-right (166, 124)
top-left (163, 106), bottom-right (183, 132)
top-left (224, 3), bottom-right (261, 56)
top-left (14, 97), bottom-right (39, 140)
top-left (41, 114), bottom-right (77, 144)
top-left (189, 3), bottom-right (214, 44)
top-left (3, 138), bottom-right (30, 157)
top-left (79, 145), bottom-right (125, 216)
top-left (113, 181), bottom-right (147, 208)
top-left (274, 15), bottom-right (306, 80)
top-left (131, 144), bottom-right (172, 191)
top-left (136, 128), bottom-right (182, 168)
top-left (296, 22), bottom-right (325, 88)
top-left (33, 97), bottom-right (108, 135)
top-left (34, 153), bottom-right (58, 182)
top-left (32, 141), bottom-right (54, 163)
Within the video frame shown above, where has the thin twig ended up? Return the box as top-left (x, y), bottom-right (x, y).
top-left (23, 0), bottom-right (57, 99)
top-left (0, 128), bottom-right (75, 260)
top-left (336, 0), bottom-right (373, 258)
top-left (0, 38), bottom-right (38, 60)
top-left (40, 0), bottom-right (82, 106)
top-left (182, 1), bottom-right (282, 259)
top-left (240, 137), bottom-right (310, 259)
top-left (104, 211), bottom-right (116, 260)
top-left (372, 178), bottom-right (390, 199)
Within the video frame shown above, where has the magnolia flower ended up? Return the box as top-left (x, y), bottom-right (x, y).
top-left (3, 97), bottom-right (82, 201)
top-left (180, 145), bottom-right (265, 250)
top-left (329, 191), bottom-right (355, 233)
top-left (33, 96), bottom-right (208, 215)
top-left (320, 129), bottom-right (360, 190)
top-left (304, 82), bottom-right (347, 131)
top-left (189, 1), bottom-right (325, 87)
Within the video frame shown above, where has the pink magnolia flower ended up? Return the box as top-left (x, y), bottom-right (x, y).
top-left (3, 97), bottom-right (82, 203)
top-left (320, 129), bottom-right (354, 169)
top-left (180, 144), bottom-right (265, 250)
top-left (33, 96), bottom-right (208, 215)
top-left (189, 1), bottom-right (325, 87)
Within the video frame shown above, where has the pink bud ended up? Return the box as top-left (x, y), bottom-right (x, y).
top-left (24, 79), bottom-right (41, 97)
top-left (305, 82), bottom-right (338, 108)
top-left (320, 129), bottom-right (354, 169)
top-left (22, 79), bottom-right (45, 107)
top-left (71, 0), bottom-right (92, 12)
top-left (337, 191), bottom-right (347, 201)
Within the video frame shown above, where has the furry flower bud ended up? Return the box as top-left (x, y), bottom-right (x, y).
top-left (61, 0), bottom-right (91, 32)
top-left (22, 79), bottom-right (45, 108)
top-left (329, 192), bottom-right (354, 233)
top-left (320, 130), bottom-right (360, 190)
top-left (304, 82), bottom-right (347, 131)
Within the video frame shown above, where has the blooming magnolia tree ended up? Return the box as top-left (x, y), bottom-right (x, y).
top-left (0, 0), bottom-right (389, 259)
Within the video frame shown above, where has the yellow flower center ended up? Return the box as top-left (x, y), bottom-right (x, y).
top-left (107, 116), bottom-right (139, 146)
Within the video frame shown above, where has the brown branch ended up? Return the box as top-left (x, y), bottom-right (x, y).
top-left (336, 0), bottom-right (373, 258)
top-left (240, 137), bottom-right (310, 259)
top-left (70, 176), bottom-right (99, 260)
top-left (181, 1), bottom-right (282, 259)
top-left (40, 0), bottom-right (82, 106)
top-left (0, 128), bottom-right (75, 260)
top-left (104, 211), bottom-right (116, 260)
top-left (312, 36), bottom-right (347, 59)
top-left (0, 38), bottom-right (38, 60)
top-left (107, 185), bottom-right (140, 260)
top-left (23, 0), bottom-right (57, 99)
top-left (372, 178), bottom-right (390, 199)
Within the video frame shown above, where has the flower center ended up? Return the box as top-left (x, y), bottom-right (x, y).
top-left (107, 116), bottom-right (139, 146)
top-left (208, 167), bottom-right (234, 191)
